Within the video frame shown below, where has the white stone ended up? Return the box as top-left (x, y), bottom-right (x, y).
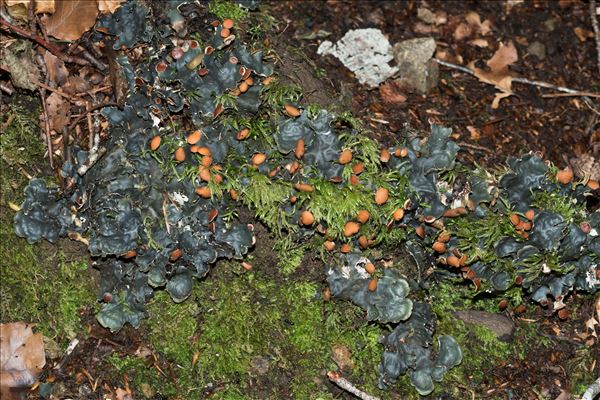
top-left (317, 28), bottom-right (398, 88)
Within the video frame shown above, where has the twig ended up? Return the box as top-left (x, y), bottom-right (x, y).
top-left (2, 154), bottom-right (33, 180)
top-left (162, 192), bottom-right (171, 234)
top-left (38, 90), bottom-right (54, 169)
top-left (0, 81), bottom-right (14, 95)
top-left (434, 58), bottom-right (600, 98)
top-left (537, 330), bottom-right (585, 348)
top-left (542, 92), bottom-right (600, 99)
top-left (591, 0), bottom-right (600, 76)
top-left (53, 338), bottom-right (79, 371)
top-left (327, 371), bottom-right (381, 400)
top-left (1, 113), bottom-right (16, 133)
top-left (32, 80), bottom-right (79, 103)
top-left (78, 45), bottom-right (108, 71)
top-left (86, 102), bottom-right (94, 150)
top-left (582, 376), bottom-right (600, 400)
top-left (0, 17), bottom-right (90, 66)
top-left (457, 141), bottom-right (492, 153)
top-left (0, 17), bottom-right (64, 60)
top-left (435, 58), bottom-right (473, 75)
top-left (77, 133), bottom-right (105, 176)
top-left (67, 102), bottom-right (118, 131)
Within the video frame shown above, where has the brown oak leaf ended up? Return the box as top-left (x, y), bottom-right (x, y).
top-left (43, 0), bottom-right (99, 41)
top-left (97, 0), bottom-right (123, 14)
top-left (468, 41), bottom-right (518, 108)
top-left (0, 322), bottom-right (46, 399)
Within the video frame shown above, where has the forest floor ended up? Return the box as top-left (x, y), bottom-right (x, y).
top-left (0, 1), bottom-right (599, 399)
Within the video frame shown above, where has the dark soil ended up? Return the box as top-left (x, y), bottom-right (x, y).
top-left (266, 0), bottom-right (599, 170)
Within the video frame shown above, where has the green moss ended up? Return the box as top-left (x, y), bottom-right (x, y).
top-left (115, 261), bottom-right (408, 399)
top-left (0, 219), bottom-right (95, 343)
top-left (0, 101), bottom-right (43, 168)
top-left (108, 354), bottom-right (179, 398)
top-left (260, 80), bottom-right (303, 111)
top-left (273, 236), bottom-right (307, 275)
top-left (427, 280), bottom-right (560, 396)
top-left (0, 97), bottom-right (94, 347)
top-left (531, 189), bottom-right (586, 224)
top-left (234, 171), bottom-right (296, 236)
top-left (208, 0), bottom-right (249, 22)
top-left (147, 291), bottom-right (199, 366)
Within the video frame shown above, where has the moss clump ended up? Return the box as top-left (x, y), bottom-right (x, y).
top-left (0, 229), bottom-right (94, 343)
top-left (428, 281), bottom-right (544, 396)
top-left (208, 0), bottom-right (249, 22)
top-left (0, 97), bottom-right (94, 346)
top-left (107, 354), bottom-right (176, 397)
top-left (0, 99), bottom-right (43, 169)
top-left (112, 262), bottom-right (400, 399)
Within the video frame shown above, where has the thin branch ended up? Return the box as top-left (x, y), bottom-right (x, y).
top-left (0, 81), bottom-right (14, 95)
top-left (582, 376), bottom-right (600, 400)
top-left (327, 371), bottom-right (381, 400)
top-left (67, 102), bottom-right (118, 131)
top-left (0, 17), bottom-right (91, 66)
top-left (434, 58), bottom-right (600, 98)
top-left (2, 154), bottom-right (33, 180)
top-left (590, 0), bottom-right (600, 76)
top-left (33, 80), bottom-right (79, 103)
top-left (542, 92), bottom-right (600, 98)
top-left (38, 90), bottom-right (54, 169)
top-left (1, 113), bottom-right (16, 133)
top-left (435, 58), bottom-right (473, 75)
top-left (77, 133), bottom-right (105, 176)
top-left (0, 17), bottom-right (64, 60)
top-left (456, 141), bottom-right (492, 153)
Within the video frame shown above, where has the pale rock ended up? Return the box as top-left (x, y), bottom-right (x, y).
top-left (317, 28), bottom-right (398, 88)
top-left (392, 37), bottom-right (439, 94)
top-left (527, 41), bottom-right (546, 60)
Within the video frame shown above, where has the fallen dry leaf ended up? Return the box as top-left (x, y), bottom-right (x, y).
top-left (467, 125), bottom-right (481, 140)
top-left (379, 81), bottom-right (407, 104)
top-left (43, 50), bottom-right (68, 86)
top-left (453, 22), bottom-right (472, 41)
top-left (465, 12), bottom-right (492, 36)
top-left (486, 41), bottom-right (518, 73)
top-left (45, 92), bottom-right (70, 132)
top-left (331, 344), bottom-right (354, 370)
top-left (115, 387), bottom-right (133, 400)
top-left (585, 317), bottom-right (598, 338)
top-left (469, 38), bottom-right (489, 48)
top-left (584, 295), bottom-right (600, 340)
top-left (7, 0), bottom-right (56, 14)
top-left (97, 0), bottom-right (123, 14)
top-left (1, 322), bottom-right (46, 399)
top-left (574, 27), bottom-right (594, 42)
top-left (468, 41), bottom-right (518, 108)
top-left (43, 0), bottom-right (99, 41)
top-left (63, 75), bottom-right (91, 95)
top-left (454, 11), bottom-right (492, 40)
top-left (5, 0), bottom-right (30, 20)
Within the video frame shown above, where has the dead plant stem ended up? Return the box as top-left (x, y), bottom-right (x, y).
top-left (434, 58), bottom-right (600, 98)
top-left (590, 0), bottom-right (600, 75)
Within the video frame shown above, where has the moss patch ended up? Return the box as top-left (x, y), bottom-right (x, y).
top-left (208, 0), bottom-right (249, 22)
top-left (110, 261), bottom-right (407, 399)
top-left (0, 96), bottom-right (94, 346)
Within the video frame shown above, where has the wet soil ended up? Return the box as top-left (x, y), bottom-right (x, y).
top-left (266, 0), bottom-right (599, 171)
